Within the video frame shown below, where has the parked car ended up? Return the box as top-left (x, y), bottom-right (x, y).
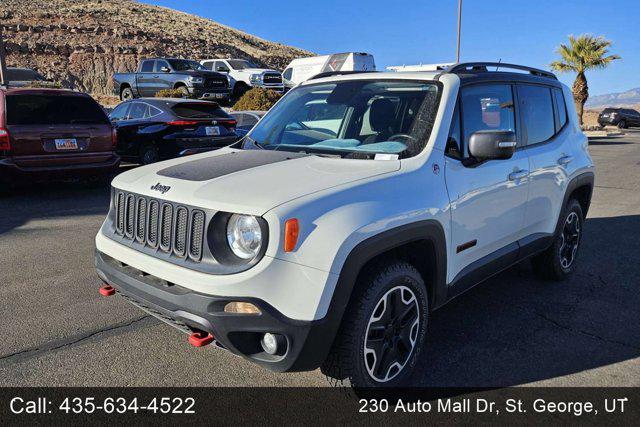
top-left (229, 110), bottom-right (266, 137)
top-left (4, 67), bottom-right (48, 87)
top-left (0, 88), bottom-right (119, 185)
top-left (598, 107), bottom-right (640, 128)
top-left (200, 59), bottom-right (283, 99)
top-left (282, 52), bottom-right (376, 91)
top-left (109, 98), bottom-right (238, 164)
top-left (95, 62), bottom-right (594, 388)
top-left (113, 58), bottom-right (231, 103)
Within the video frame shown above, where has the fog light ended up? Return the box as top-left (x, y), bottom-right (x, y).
top-left (261, 332), bottom-right (285, 355)
top-left (224, 302), bottom-right (261, 314)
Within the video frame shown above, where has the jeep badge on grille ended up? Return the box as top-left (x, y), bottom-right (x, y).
top-left (150, 183), bottom-right (171, 194)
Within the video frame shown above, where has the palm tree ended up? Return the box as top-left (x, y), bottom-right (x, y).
top-left (550, 34), bottom-right (620, 125)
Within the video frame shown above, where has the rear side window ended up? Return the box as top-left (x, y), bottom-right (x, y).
top-left (518, 85), bottom-right (555, 145)
top-left (461, 84), bottom-right (516, 147)
top-left (109, 103), bottom-right (130, 121)
top-left (140, 61), bottom-right (154, 72)
top-left (6, 94), bottom-right (109, 125)
top-left (553, 88), bottom-right (568, 130)
top-left (171, 103), bottom-right (230, 119)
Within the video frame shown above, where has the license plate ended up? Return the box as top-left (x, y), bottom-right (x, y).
top-left (212, 93), bottom-right (226, 99)
top-left (54, 138), bottom-right (78, 150)
top-left (205, 126), bottom-right (220, 136)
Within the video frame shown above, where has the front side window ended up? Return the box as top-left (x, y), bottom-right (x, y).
top-left (445, 103), bottom-right (463, 159)
top-left (214, 61), bottom-right (230, 72)
top-left (244, 80), bottom-right (441, 158)
top-left (155, 60), bottom-right (170, 72)
top-left (518, 84), bottom-right (555, 145)
top-left (282, 68), bottom-right (293, 81)
top-left (140, 61), bottom-right (154, 73)
top-left (461, 84), bottom-right (516, 148)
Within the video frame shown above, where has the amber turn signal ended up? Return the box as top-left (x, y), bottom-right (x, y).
top-left (284, 218), bottom-right (299, 252)
top-left (224, 302), bottom-right (261, 315)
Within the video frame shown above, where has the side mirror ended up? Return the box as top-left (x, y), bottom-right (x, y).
top-left (468, 130), bottom-right (516, 161)
top-left (160, 66), bottom-right (170, 73)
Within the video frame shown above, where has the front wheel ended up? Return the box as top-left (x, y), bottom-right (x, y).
top-left (120, 87), bottom-right (134, 101)
top-left (618, 120), bottom-right (627, 129)
top-left (532, 199), bottom-right (584, 281)
top-left (321, 260), bottom-right (429, 388)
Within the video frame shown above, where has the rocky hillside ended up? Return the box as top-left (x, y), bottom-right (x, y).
top-left (0, 0), bottom-right (311, 95)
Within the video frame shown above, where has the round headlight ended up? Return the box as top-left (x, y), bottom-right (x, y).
top-left (226, 214), bottom-right (262, 259)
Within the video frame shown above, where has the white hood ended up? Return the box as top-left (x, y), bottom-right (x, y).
top-left (112, 148), bottom-right (400, 216)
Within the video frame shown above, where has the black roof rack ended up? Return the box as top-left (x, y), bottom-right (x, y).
top-left (445, 62), bottom-right (557, 80)
top-left (308, 70), bottom-right (378, 80)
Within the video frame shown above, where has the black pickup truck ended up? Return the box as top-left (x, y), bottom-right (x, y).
top-left (113, 58), bottom-right (231, 102)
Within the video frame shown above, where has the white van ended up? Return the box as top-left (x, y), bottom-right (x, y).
top-left (387, 63), bottom-right (454, 72)
top-left (282, 52), bottom-right (375, 89)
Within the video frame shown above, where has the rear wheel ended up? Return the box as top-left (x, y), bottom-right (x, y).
top-left (120, 86), bottom-right (134, 101)
top-left (139, 146), bottom-right (160, 165)
top-left (321, 260), bottom-right (429, 388)
top-left (532, 199), bottom-right (584, 281)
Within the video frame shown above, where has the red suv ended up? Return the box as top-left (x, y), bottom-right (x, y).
top-left (0, 88), bottom-right (120, 184)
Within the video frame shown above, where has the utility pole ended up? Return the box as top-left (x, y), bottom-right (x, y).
top-left (456, 0), bottom-right (462, 63)
top-left (0, 24), bottom-right (7, 86)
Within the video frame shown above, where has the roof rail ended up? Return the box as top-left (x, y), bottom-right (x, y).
top-left (445, 62), bottom-right (557, 80)
top-left (308, 70), bottom-right (378, 81)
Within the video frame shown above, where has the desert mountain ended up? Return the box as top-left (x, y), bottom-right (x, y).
top-left (586, 87), bottom-right (640, 108)
top-left (0, 0), bottom-right (312, 95)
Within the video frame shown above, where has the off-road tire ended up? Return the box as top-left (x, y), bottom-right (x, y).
top-left (532, 199), bottom-right (584, 281)
top-left (321, 260), bottom-right (429, 388)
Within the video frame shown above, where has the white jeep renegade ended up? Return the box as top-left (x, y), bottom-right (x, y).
top-left (95, 63), bottom-right (595, 387)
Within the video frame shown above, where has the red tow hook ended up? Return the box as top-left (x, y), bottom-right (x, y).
top-left (189, 331), bottom-right (214, 347)
top-left (99, 285), bottom-right (116, 297)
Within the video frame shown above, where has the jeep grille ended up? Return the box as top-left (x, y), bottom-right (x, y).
top-left (113, 191), bottom-right (205, 261)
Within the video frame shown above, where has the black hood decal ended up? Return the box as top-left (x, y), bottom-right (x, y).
top-left (157, 150), bottom-right (308, 182)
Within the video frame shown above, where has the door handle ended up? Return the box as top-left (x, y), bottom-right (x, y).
top-left (153, 75), bottom-right (159, 78)
top-left (558, 155), bottom-right (573, 166)
top-left (508, 169), bottom-right (529, 181)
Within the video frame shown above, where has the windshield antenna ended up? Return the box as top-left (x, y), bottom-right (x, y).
top-left (495, 59), bottom-right (502, 72)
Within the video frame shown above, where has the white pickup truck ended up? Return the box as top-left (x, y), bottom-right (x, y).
top-left (200, 59), bottom-right (284, 99)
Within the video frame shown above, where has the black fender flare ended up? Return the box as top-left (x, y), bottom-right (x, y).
top-left (290, 220), bottom-right (447, 371)
top-left (554, 171), bottom-right (595, 236)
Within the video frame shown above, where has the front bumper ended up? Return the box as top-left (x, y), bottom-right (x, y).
top-left (94, 249), bottom-right (336, 372)
top-left (254, 84), bottom-right (285, 92)
top-left (189, 86), bottom-right (231, 100)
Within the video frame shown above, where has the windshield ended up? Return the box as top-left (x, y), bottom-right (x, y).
top-left (243, 80), bottom-right (440, 158)
top-left (168, 59), bottom-right (205, 71)
top-left (228, 60), bottom-right (258, 70)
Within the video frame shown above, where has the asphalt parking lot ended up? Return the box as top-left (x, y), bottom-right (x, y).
top-left (1, 131), bottom-right (639, 387)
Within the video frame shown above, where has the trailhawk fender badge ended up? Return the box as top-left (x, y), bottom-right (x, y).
top-left (150, 182), bottom-right (171, 194)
